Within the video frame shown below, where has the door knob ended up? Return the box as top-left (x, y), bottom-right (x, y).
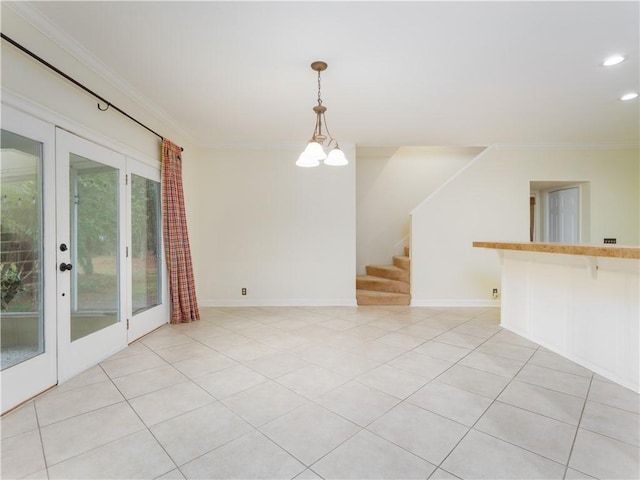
top-left (59, 243), bottom-right (68, 252)
top-left (59, 263), bottom-right (73, 272)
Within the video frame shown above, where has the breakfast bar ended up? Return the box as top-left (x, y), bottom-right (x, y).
top-left (474, 241), bottom-right (640, 393)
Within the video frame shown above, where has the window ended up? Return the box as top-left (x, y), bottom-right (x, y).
top-left (130, 174), bottom-right (161, 314)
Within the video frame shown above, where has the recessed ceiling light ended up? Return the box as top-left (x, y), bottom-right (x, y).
top-left (602, 55), bottom-right (625, 66)
top-left (620, 92), bottom-right (638, 101)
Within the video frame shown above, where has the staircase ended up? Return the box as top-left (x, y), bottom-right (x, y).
top-left (356, 246), bottom-right (411, 305)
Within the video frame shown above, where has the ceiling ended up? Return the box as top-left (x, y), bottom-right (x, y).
top-left (11, 1), bottom-right (640, 148)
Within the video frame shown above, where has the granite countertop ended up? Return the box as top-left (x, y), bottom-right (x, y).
top-left (473, 241), bottom-right (640, 259)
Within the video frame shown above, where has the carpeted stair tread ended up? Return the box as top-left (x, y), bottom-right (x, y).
top-left (356, 289), bottom-right (411, 306)
top-left (356, 275), bottom-right (410, 294)
top-left (365, 264), bottom-right (410, 283)
top-left (393, 255), bottom-right (410, 270)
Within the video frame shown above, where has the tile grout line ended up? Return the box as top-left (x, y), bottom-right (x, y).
top-left (138, 331), bottom-right (270, 478)
top-left (32, 375), bottom-right (160, 470)
top-left (562, 373), bottom-right (595, 480)
top-left (180, 309), bottom-right (441, 477)
top-left (100, 362), bottom-right (182, 479)
top-left (151, 314), bottom-right (350, 477)
top-left (31, 399), bottom-right (50, 479)
top-left (191, 307), bottom-right (490, 477)
top-left (342, 311), bottom-right (501, 476)
top-left (303, 315), bottom-right (508, 476)
top-left (431, 340), bottom-right (541, 474)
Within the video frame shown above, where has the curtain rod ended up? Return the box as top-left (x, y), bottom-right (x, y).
top-left (1, 33), bottom-right (183, 151)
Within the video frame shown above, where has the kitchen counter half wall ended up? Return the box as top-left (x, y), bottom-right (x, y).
top-left (474, 241), bottom-right (639, 393)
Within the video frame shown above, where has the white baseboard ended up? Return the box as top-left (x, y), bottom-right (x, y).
top-left (410, 299), bottom-right (500, 307)
top-left (199, 298), bottom-right (359, 307)
top-left (200, 298), bottom-right (498, 308)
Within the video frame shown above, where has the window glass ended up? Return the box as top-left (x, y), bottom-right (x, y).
top-left (1, 130), bottom-right (44, 369)
top-left (131, 174), bottom-right (161, 315)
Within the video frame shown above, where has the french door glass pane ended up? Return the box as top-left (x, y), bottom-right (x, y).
top-left (70, 154), bottom-right (119, 341)
top-left (131, 174), bottom-right (161, 314)
top-left (1, 130), bottom-right (44, 370)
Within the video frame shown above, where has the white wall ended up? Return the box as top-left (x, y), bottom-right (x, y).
top-left (2, 5), bottom-right (356, 308)
top-left (411, 145), bottom-right (640, 305)
top-left (356, 146), bottom-right (482, 274)
top-left (194, 146), bottom-right (356, 306)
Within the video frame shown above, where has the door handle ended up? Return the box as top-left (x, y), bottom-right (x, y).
top-left (59, 263), bottom-right (73, 272)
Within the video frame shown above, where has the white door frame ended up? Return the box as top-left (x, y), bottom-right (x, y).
top-left (530, 191), bottom-right (540, 242)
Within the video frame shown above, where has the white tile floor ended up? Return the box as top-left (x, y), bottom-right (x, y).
top-left (2, 306), bottom-right (639, 479)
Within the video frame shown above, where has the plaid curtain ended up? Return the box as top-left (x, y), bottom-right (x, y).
top-left (161, 139), bottom-right (200, 323)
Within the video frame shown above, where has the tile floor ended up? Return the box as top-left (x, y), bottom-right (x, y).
top-left (2, 306), bottom-right (639, 479)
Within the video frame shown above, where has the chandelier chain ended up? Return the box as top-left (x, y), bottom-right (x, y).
top-left (317, 70), bottom-right (323, 106)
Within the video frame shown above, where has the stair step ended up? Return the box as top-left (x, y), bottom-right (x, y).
top-left (404, 245), bottom-right (410, 256)
top-left (366, 264), bottom-right (409, 283)
top-left (356, 290), bottom-right (411, 306)
top-left (393, 255), bottom-right (410, 271)
top-left (356, 275), bottom-right (410, 294)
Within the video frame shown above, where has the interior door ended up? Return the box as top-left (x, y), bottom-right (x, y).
top-left (1, 106), bottom-right (57, 414)
top-left (548, 187), bottom-right (579, 243)
top-left (56, 129), bottom-right (127, 382)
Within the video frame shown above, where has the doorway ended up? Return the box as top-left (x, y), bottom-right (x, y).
top-left (1, 106), bottom-right (167, 413)
top-left (530, 181), bottom-right (589, 243)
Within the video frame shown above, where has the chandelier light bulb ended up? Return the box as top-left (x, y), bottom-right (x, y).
top-left (296, 142), bottom-right (325, 167)
top-left (620, 92), bottom-right (638, 101)
top-left (296, 155), bottom-right (320, 167)
top-left (324, 147), bottom-right (348, 166)
top-left (303, 141), bottom-right (327, 161)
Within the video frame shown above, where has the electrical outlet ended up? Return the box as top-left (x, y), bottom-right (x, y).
top-left (492, 288), bottom-right (499, 299)
top-left (604, 238), bottom-right (616, 244)
top-left (241, 288), bottom-right (247, 296)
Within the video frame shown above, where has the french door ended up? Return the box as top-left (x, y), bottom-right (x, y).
top-left (1, 108), bottom-right (167, 413)
top-left (56, 129), bottom-right (128, 382)
top-left (126, 160), bottom-right (166, 341)
top-left (1, 106), bottom-right (57, 413)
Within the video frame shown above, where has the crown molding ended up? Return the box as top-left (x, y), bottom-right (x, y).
top-left (493, 142), bottom-right (639, 151)
top-left (4, 1), bottom-right (197, 146)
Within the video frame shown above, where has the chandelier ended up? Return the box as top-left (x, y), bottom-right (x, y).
top-left (296, 61), bottom-right (348, 167)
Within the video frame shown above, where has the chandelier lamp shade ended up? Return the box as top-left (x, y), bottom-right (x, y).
top-left (296, 61), bottom-right (348, 167)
